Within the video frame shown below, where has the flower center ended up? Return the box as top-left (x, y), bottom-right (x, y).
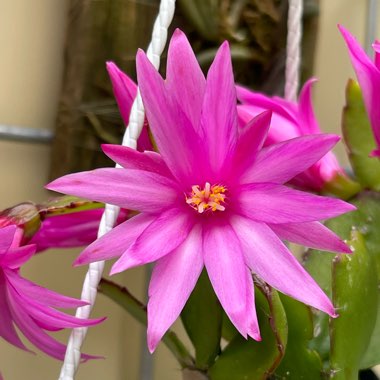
top-left (186, 182), bottom-right (227, 213)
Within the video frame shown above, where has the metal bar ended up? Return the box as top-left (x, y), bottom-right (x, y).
top-left (0, 124), bottom-right (53, 143)
top-left (365, 0), bottom-right (378, 56)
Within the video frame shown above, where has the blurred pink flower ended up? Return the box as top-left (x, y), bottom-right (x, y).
top-left (48, 30), bottom-right (354, 352)
top-left (237, 79), bottom-right (347, 191)
top-left (0, 225), bottom-right (103, 360)
top-left (339, 25), bottom-right (380, 157)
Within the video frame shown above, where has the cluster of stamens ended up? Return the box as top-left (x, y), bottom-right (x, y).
top-left (186, 182), bottom-right (227, 213)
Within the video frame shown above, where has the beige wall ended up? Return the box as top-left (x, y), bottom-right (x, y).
top-left (0, 1), bottom-right (378, 379)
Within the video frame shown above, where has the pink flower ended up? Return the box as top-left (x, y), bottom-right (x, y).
top-left (0, 225), bottom-right (102, 360)
top-left (237, 79), bottom-right (346, 191)
top-left (47, 30), bottom-right (354, 352)
top-left (339, 25), bottom-right (380, 157)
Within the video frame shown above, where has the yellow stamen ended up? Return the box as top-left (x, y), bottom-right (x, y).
top-left (186, 182), bottom-right (227, 213)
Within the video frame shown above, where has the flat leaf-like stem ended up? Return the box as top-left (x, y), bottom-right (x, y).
top-left (330, 230), bottom-right (378, 379)
top-left (208, 281), bottom-right (288, 380)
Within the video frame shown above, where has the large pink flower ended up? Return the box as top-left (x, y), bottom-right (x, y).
top-left (0, 225), bottom-right (102, 360)
top-left (237, 79), bottom-right (346, 191)
top-left (339, 25), bottom-right (380, 157)
top-left (47, 30), bottom-right (354, 352)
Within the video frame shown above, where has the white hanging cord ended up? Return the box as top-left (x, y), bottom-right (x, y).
top-left (58, 1), bottom-right (176, 378)
top-left (285, 0), bottom-right (303, 102)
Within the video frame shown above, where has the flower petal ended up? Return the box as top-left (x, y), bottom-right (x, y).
top-left (297, 79), bottom-right (320, 134)
top-left (6, 285), bottom-right (98, 360)
top-left (0, 225), bottom-right (17, 252)
top-left (12, 291), bottom-right (104, 330)
top-left (269, 221), bottom-right (351, 253)
top-left (0, 273), bottom-right (29, 351)
top-left (203, 223), bottom-right (251, 337)
top-left (231, 216), bottom-right (336, 316)
top-left (102, 144), bottom-right (171, 177)
top-left (238, 183), bottom-right (355, 224)
top-left (339, 24), bottom-right (380, 148)
top-left (136, 49), bottom-right (205, 184)
top-left (200, 42), bottom-right (238, 173)
top-left (244, 269), bottom-right (261, 340)
top-left (147, 224), bottom-right (203, 352)
top-left (236, 85), bottom-right (297, 123)
top-left (241, 134), bottom-right (340, 185)
top-left (166, 29), bottom-right (206, 131)
top-left (5, 269), bottom-right (86, 308)
top-left (110, 209), bottom-right (194, 274)
top-left (75, 213), bottom-right (155, 266)
top-left (228, 111), bottom-right (271, 177)
top-left (2, 245), bottom-right (36, 269)
top-left (106, 61), bottom-right (137, 125)
top-left (238, 104), bottom-right (301, 148)
top-left (47, 168), bottom-right (179, 213)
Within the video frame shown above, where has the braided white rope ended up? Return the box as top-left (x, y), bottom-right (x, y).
top-left (285, 0), bottom-right (303, 102)
top-left (58, 1), bottom-right (176, 378)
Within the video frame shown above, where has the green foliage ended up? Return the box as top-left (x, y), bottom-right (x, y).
top-left (342, 79), bottom-right (380, 190)
top-left (330, 231), bottom-right (378, 379)
top-left (181, 270), bottom-right (222, 369)
top-left (274, 295), bottom-right (322, 379)
top-left (304, 193), bottom-right (380, 376)
top-left (208, 284), bottom-right (287, 380)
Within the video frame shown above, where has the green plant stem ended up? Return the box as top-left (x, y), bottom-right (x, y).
top-left (98, 278), bottom-right (194, 368)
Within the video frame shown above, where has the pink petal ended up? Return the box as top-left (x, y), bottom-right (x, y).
top-left (110, 209), bottom-right (194, 274)
top-left (106, 62), bottom-right (137, 125)
top-left (47, 168), bottom-right (179, 214)
top-left (5, 269), bottom-right (86, 308)
top-left (136, 49), bottom-right (205, 184)
top-left (203, 223), bottom-right (251, 338)
top-left (339, 24), bottom-right (380, 148)
top-left (2, 245), bottom-right (35, 269)
top-left (102, 144), bottom-right (171, 177)
top-left (200, 42), bottom-right (238, 173)
top-left (228, 111), bottom-right (271, 176)
top-left (166, 29), bottom-right (206, 132)
top-left (241, 134), bottom-right (340, 185)
top-left (237, 104), bottom-right (300, 144)
top-left (10, 289), bottom-right (104, 330)
top-left (6, 286), bottom-right (97, 361)
top-left (237, 86), bottom-right (297, 124)
top-left (238, 183), bottom-right (355, 224)
top-left (0, 273), bottom-right (29, 351)
top-left (75, 213), bottom-right (155, 265)
top-left (298, 79), bottom-right (321, 134)
top-left (0, 225), bottom-right (17, 252)
top-left (244, 269), bottom-right (261, 340)
top-left (231, 216), bottom-right (336, 316)
top-left (147, 224), bottom-right (203, 352)
top-left (269, 221), bottom-right (351, 253)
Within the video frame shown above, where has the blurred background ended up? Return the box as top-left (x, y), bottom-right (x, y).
top-left (0, 0), bottom-right (378, 379)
